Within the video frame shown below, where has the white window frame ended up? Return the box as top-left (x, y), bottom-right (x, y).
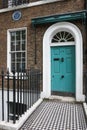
top-left (7, 27), bottom-right (27, 74)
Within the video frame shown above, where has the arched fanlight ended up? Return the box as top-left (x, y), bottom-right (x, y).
top-left (51, 31), bottom-right (74, 43)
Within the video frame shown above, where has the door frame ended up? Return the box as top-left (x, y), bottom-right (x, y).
top-left (42, 22), bottom-right (85, 101)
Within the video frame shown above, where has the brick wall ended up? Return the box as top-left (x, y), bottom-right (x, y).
top-left (0, 0), bottom-right (85, 69)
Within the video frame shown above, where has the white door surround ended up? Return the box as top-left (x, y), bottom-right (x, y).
top-left (41, 22), bottom-right (85, 102)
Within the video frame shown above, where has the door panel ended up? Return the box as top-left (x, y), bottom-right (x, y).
top-left (51, 46), bottom-right (75, 94)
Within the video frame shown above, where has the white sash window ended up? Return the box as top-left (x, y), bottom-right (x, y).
top-left (7, 28), bottom-right (27, 73)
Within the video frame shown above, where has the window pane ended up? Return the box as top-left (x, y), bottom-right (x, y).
top-left (22, 63), bottom-right (25, 71)
top-left (16, 63), bottom-right (22, 72)
top-left (16, 63), bottom-right (25, 72)
top-left (11, 42), bottom-right (15, 51)
top-left (22, 52), bottom-right (25, 62)
top-left (16, 52), bottom-right (21, 62)
top-left (11, 53), bottom-right (15, 62)
top-left (11, 63), bottom-right (15, 72)
top-left (11, 32), bottom-right (15, 41)
top-left (16, 41), bottom-right (20, 51)
top-left (22, 41), bottom-right (25, 50)
top-left (16, 31), bottom-right (20, 41)
top-left (22, 30), bottom-right (26, 40)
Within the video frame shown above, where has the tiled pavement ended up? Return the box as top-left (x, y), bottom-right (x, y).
top-left (20, 100), bottom-right (87, 130)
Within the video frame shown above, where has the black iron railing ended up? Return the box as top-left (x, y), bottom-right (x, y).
top-left (0, 69), bottom-right (42, 123)
top-left (83, 71), bottom-right (87, 103)
top-left (2, 0), bottom-right (29, 8)
top-left (85, 72), bottom-right (87, 103)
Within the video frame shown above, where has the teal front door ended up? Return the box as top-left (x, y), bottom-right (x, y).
top-left (51, 46), bottom-right (75, 94)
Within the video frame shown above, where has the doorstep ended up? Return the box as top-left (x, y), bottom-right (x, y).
top-left (49, 95), bottom-right (76, 102)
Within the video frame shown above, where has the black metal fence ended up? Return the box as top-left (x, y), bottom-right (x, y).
top-left (0, 69), bottom-right (42, 123)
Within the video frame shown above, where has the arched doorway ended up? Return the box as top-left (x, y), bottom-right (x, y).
top-left (42, 22), bottom-right (85, 101)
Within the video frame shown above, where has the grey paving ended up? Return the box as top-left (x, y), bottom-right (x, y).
top-left (20, 100), bottom-right (87, 130)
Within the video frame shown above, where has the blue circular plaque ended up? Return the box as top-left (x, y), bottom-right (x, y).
top-left (12, 11), bottom-right (22, 21)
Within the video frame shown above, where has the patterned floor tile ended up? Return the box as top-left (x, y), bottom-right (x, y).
top-left (19, 100), bottom-right (87, 130)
